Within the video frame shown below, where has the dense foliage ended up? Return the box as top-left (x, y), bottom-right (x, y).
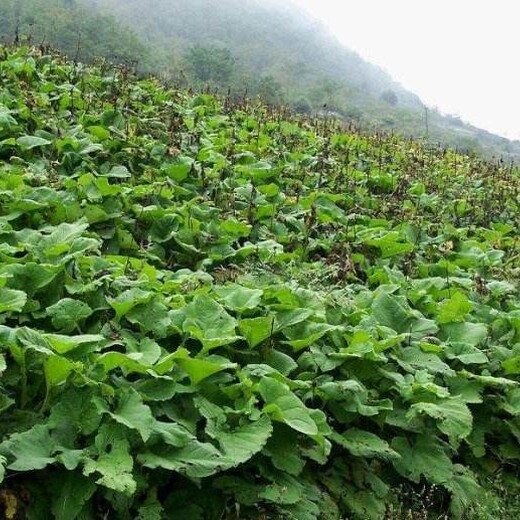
top-left (0, 47), bottom-right (519, 519)
top-left (81, 0), bottom-right (520, 161)
top-left (2, 0), bottom-right (520, 161)
top-left (0, 0), bottom-right (148, 67)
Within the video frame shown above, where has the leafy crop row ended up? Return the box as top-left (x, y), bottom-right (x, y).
top-left (0, 47), bottom-right (519, 519)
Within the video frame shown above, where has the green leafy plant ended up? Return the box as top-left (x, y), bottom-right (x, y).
top-left (0, 46), bottom-right (518, 520)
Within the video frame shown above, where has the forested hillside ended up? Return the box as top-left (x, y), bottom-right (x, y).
top-left (1, 0), bottom-right (519, 160)
top-left (0, 0), bottom-right (147, 65)
top-left (83, 0), bottom-right (520, 160)
top-left (0, 46), bottom-right (519, 519)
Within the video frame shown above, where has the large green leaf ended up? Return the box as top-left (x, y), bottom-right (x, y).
top-left (138, 439), bottom-right (228, 479)
top-left (238, 316), bottom-right (274, 348)
top-left (259, 377), bottom-right (319, 436)
top-left (440, 322), bottom-right (488, 347)
top-left (83, 423), bottom-right (136, 494)
top-left (282, 321), bottom-right (338, 351)
top-left (50, 471), bottom-right (96, 520)
top-left (47, 298), bottom-right (93, 333)
top-left (105, 389), bottom-right (155, 442)
top-left (0, 288), bottom-right (27, 313)
top-left (175, 295), bottom-right (239, 351)
top-left (331, 428), bottom-right (400, 460)
top-left (372, 292), bottom-right (438, 339)
top-left (176, 353), bottom-right (235, 385)
top-left (216, 415), bottom-right (273, 465)
top-left (214, 284), bottom-right (263, 312)
top-left (438, 292), bottom-right (473, 324)
top-left (17, 135), bottom-right (52, 149)
top-left (408, 398), bottom-right (473, 443)
top-left (0, 425), bottom-right (56, 471)
top-left (108, 288), bottom-right (154, 319)
top-left (391, 434), bottom-right (453, 484)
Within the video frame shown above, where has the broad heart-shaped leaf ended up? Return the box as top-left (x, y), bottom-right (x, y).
top-left (174, 295), bottom-right (239, 351)
top-left (126, 298), bottom-right (171, 337)
top-left (105, 165), bottom-right (131, 178)
top-left (396, 347), bottom-right (454, 375)
top-left (365, 232), bottom-right (414, 258)
top-left (214, 284), bottom-right (263, 312)
top-left (0, 425), bottom-right (56, 471)
top-left (40, 220), bottom-right (90, 255)
top-left (264, 349), bottom-right (298, 375)
top-left (104, 389), bottom-right (155, 442)
top-left (440, 322), bottom-right (488, 347)
top-left (239, 316), bottom-right (274, 348)
top-left (331, 428), bottom-right (400, 460)
top-left (371, 292), bottom-right (438, 339)
top-left (49, 387), bottom-right (102, 436)
top-left (83, 423), bottom-right (135, 495)
top-left (372, 292), bottom-right (409, 331)
top-left (164, 156), bottom-right (194, 182)
top-left (282, 321), bottom-right (339, 351)
top-left (46, 298), bottom-right (93, 333)
top-left (391, 434), bottom-right (453, 484)
top-left (0, 262), bottom-right (62, 296)
top-left (44, 354), bottom-right (77, 387)
top-left (503, 357), bottom-right (520, 375)
top-left (0, 288), bottom-right (27, 313)
top-left (16, 135), bottom-right (52, 149)
top-left (45, 333), bottom-right (105, 354)
top-left (95, 351), bottom-right (150, 375)
top-left (236, 160), bottom-right (274, 182)
top-left (263, 424), bottom-right (306, 476)
top-left (259, 377), bottom-right (319, 436)
top-left (274, 308), bottom-right (314, 331)
top-left (259, 472), bottom-right (305, 505)
top-left (138, 439), bottom-right (230, 479)
top-left (87, 125), bottom-right (110, 140)
top-left (408, 398), bottom-right (473, 444)
top-left (445, 464), bottom-right (481, 519)
top-left (445, 342), bottom-right (488, 365)
top-left (214, 415), bottom-right (273, 465)
top-left (50, 471), bottom-right (96, 520)
top-left (176, 355), bottom-right (235, 385)
top-left (438, 292), bottom-right (473, 324)
top-left (107, 287), bottom-right (153, 319)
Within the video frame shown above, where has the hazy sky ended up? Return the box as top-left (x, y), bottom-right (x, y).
top-left (292, 0), bottom-right (520, 140)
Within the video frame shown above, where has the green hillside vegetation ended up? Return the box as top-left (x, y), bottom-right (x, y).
top-left (1, 0), bottom-right (519, 161)
top-left (0, 46), bottom-right (519, 519)
top-left (81, 0), bottom-right (520, 161)
top-left (0, 0), bottom-right (148, 66)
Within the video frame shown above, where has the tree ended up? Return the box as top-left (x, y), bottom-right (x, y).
top-left (381, 89), bottom-right (398, 106)
top-left (183, 45), bottom-right (234, 85)
top-left (255, 75), bottom-right (284, 105)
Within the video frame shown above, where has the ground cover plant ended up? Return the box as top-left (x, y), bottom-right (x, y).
top-left (0, 46), bottom-right (519, 519)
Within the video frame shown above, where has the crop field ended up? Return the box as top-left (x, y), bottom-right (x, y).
top-left (0, 47), bottom-right (519, 519)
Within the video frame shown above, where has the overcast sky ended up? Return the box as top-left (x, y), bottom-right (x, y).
top-left (292, 0), bottom-right (520, 140)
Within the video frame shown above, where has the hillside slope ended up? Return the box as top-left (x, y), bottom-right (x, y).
top-left (0, 46), bottom-right (519, 519)
top-left (83, 0), bottom-right (520, 161)
top-left (2, 0), bottom-right (519, 160)
top-left (0, 0), bottom-right (147, 65)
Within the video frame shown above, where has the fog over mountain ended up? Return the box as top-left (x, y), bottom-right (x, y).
top-left (84, 0), bottom-right (520, 160)
top-left (3, 0), bottom-right (520, 159)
